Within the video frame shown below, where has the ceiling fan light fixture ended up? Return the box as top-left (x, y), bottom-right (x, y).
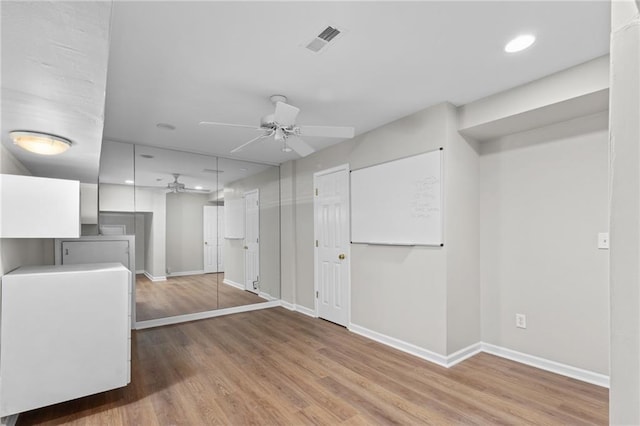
top-left (10, 131), bottom-right (72, 155)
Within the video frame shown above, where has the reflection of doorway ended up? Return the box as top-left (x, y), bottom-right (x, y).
top-left (314, 164), bottom-right (350, 327)
top-left (244, 189), bottom-right (260, 294)
top-left (203, 206), bottom-right (218, 273)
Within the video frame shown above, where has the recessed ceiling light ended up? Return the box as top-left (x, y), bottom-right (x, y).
top-left (239, 168), bottom-right (248, 172)
top-left (10, 130), bottom-right (72, 155)
top-left (194, 186), bottom-right (203, 190)
top-left (125, 180), bottom-right (134, 185)
top-left (156, 123), bottom-right (176, 130)
top-left (505, 34), bottom-right (536, 53)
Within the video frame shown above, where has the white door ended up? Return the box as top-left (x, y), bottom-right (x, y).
top-left (203, 206), bottom-right (218, 273)
top-left (217, 205), bottom-right (225, 272)
top-left (314, 164), bottom-right (350, 326)
top-left (244, 189), bottom-right (260, 294)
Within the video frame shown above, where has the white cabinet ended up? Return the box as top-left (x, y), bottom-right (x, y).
top-left (0, 174), bottom-right (80, 238)
top-left (55, 235), bottom-right (136, 326)
top-left (0, 263), bottom-right (131, 417)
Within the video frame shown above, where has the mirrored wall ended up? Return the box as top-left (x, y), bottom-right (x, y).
top-left (96, 140), bottom-right (280, 324)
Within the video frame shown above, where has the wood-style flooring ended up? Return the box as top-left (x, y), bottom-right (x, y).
top-left (136, 273), bottom-right (265, 321)
top-left (17, 308), bottom-right (608, 425)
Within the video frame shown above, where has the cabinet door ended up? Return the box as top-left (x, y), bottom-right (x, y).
top-left (62, 241), bottom-right (130, 269)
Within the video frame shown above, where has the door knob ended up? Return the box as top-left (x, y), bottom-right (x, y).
top-left (205, 241), bottom-right (208, 245)
top-left (244, 246), bottom-right (248, 249)
top-left (338, 254), bottom-right (345, 260)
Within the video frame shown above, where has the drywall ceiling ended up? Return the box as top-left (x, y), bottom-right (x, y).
top-left (104, 1), bottom-right (610, 164)
top-left (0, 1), bottom-right (112, 182)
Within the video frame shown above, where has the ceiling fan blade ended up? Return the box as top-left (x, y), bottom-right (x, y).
top-left (230, 133), bottom-right (269, 154)
top-left (286, 136), bottom-right (315, 158)
top-left (298, 125), bottom-right (355, 139)
top-left (274, 102), bottom-right (300, 126)
top-left (199, 121), bottom-right (259, 130)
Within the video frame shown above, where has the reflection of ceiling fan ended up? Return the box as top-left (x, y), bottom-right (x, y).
top-left (166, 174), bottom-right (207, 193)
top-left (199, 95), bottom-right (355, 157)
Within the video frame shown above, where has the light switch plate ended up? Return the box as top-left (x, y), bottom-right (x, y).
top-left (598, 232), bottom-right (610, 249)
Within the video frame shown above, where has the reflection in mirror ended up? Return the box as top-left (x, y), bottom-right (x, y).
top-left (93, 141), bottom-right (135, 236)
top-left (130, 146), bottom-right (280, 322)
top-left (218, 157), bottom-right (281, 308)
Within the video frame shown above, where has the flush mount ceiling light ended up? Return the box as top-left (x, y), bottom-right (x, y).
top-left (10, 131), bottom-right (72, 155)
top-left (505, 34), bottom-right (536, 53)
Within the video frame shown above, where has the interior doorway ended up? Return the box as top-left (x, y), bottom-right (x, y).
top-left (313, 164), bottom-right (351, 327)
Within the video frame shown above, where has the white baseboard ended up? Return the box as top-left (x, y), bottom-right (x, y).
top-left (167, 270), bottom-right (205, 278)
top-left (136, 269), bottom-right (145, 274)
top-left (348, 323), bottom-right (449, 367)
top-left (144, 271), bottom-right (166, 282)
top-left (1, 414), bottom-right (18, 426)
top-left (135, 300), bottom-right (281, 329)
top-left (343, 324), bottom-right (609, 387)
top-left (481, 343), bottom-right (609, 388)
top-left (258, 291), bottom-right (277, 301)
top-left (222, 278), bottom-right (244, 290)
top-left (447, 342), bottom-right (483, 367)
top-left (280, 301), bottom-right (317, 318)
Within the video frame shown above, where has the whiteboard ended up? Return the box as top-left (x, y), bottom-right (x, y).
top-left (350, 149), bottom-right (443, 246)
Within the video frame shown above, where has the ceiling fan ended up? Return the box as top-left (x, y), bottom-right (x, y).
top-left (199, 95), bottom-right (355, 157)
top-left (166, 174), bottom-right (208, 194)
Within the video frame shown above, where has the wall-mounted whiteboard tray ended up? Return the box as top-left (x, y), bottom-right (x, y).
top-left (350, 148), bottom-right (443, 246)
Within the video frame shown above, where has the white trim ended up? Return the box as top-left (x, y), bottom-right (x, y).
top-left (447, 342), bottom-right (483, 367)
top-left (280, 301), bottom-right (317, 318)
top-left (135, 301), bottom-right (281, 329)
top-left (167, 270), bottom-right (205, 278)
top-left (222, 278), bottom-right (244, 290)
top-left (136, 269), bottom-right (145, 274)
top-left (344, 325), bottom-right (609, 387)
top-left (348, 323), bottom-right (449, 367)
top-left (144, 271), bottom-right (167, 282)
top-left (1, 414), bottom-right (18, 426)
top-left (481, 343), bottom-right (609, 388)
top-left (258, 291), bottom-right (276, 301)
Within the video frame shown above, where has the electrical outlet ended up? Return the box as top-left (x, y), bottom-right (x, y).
top-left (516, 313), bottom-right (527, 329)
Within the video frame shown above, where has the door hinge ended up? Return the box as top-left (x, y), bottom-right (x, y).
top-left (315, 188), bottom-right (318, 196)
top-left (316, 291), bottom-right (319, 298)
top-left (315, 240), bottom-right (318, 247)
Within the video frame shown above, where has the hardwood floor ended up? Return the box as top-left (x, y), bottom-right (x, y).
top-left (17, 308), bottom-right (608, 425)
top-left (136, 273), bottom-right (265, 321)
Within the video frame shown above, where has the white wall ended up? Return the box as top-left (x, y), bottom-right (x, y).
top-left (479, 112), bottom-right (609, 374)
top-left (285, 102), bottom-right (480, 356)
top-left (165, 192), bottom-right (209, 274)
top-left (609, 0), bottom-right (640, 422)
top-left (0, 146), bottom-right (50, 276)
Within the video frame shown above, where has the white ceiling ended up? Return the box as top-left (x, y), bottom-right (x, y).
top-left (2, 1), bottom-right (611, 180)
top-left (1, 1), bottom-right (111, 182)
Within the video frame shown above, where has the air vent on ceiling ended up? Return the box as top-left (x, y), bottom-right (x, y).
top-left (305, 25), bottom-right (343, 53)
